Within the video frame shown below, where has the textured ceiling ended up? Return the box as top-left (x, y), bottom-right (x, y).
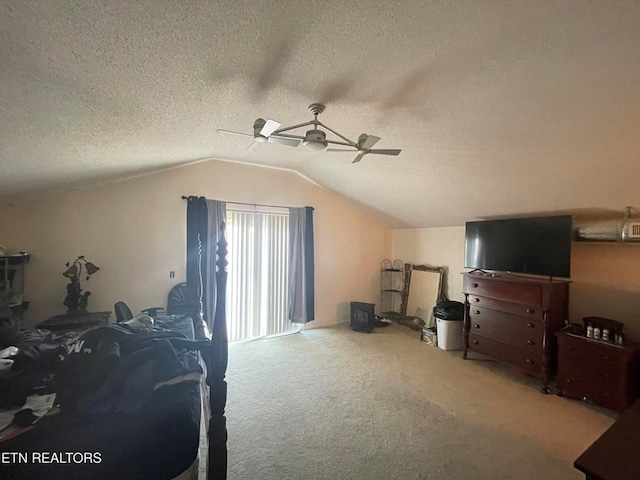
top-left (1, 1), bottom-right (639, 227)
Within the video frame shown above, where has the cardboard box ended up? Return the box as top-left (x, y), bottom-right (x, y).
top-left (421, 327), bottom-right (437, 346)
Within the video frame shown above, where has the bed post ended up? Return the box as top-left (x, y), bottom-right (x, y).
top-left (208, 223), bottom-right (228, 479)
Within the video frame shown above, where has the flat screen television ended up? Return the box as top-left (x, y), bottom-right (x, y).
top-left (464, 215), bottom-right (572, 278)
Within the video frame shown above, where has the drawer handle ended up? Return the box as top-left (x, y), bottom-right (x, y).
top-left (526, 323), bottom-right (535, 329)
top-left (473, 310), bottom-right (480, 315)
top-left (474, 324), bottom-right (480, 329)
top-left (526, 359), bottom-right (534, 365)
top-left (566, 378), bottom-right (572, 383)
top-left (526, 340), bottom-right (534, 345)
top-left (472, 283), bottom-right (479, 288)
top-left (526, 308), bottom-right (535, 314)
top-left (473, 298), bottom-right (480, 303)
top-left (472, 340), bottom-right (479, 345)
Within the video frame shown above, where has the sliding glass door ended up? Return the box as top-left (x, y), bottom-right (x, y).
top-left (225, 206), bottom-right (300, 342)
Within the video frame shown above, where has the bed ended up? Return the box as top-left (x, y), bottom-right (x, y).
top-left (0, 241), bottom-right (229, 480)
top-left (0, 314), bottom-right (211, 479)
top-left (1, 200), bottom-right (230, 480)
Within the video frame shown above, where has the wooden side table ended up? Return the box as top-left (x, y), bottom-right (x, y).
top-left (574, 400), bottom-right (640, 480)
top-left (37, 311), bottom-right (111, 332)
top-left (555, 325), bottom-right (640, 411)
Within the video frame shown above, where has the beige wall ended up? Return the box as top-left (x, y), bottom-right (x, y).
top-left (570, 242), bottom-right (640, 339)
top-left (392, 226), bottom-right (640, 339)
top-left (392, 227), bottom-right (466, 302)
top-left (0, 160), bottom-right (390, 328)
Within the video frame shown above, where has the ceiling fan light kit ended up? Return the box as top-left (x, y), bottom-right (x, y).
top-left (302, 129), bottom-right (328, 151)
top-left (217, 103), bottom-right (402, 163)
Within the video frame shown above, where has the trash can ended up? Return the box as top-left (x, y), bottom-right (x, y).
top-left (433, 300), bottom-right (464, 351)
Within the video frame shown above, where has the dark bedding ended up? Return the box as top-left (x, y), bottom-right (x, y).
top-left (0, 315), bottom-right (206, 480)
top-left (0, 381), bottom-right (200, 479)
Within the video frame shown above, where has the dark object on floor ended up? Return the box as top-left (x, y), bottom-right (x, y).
top-left (374, 315), bottom-right (391, 327)
top-left (350, 302), bottom-right (375, 333)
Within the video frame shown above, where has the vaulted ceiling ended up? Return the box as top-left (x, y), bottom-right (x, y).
top-left (1, 1), bottom-right (639, 227)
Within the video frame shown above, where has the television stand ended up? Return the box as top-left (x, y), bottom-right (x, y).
top-left (462, 272), bottom-right (570, 392)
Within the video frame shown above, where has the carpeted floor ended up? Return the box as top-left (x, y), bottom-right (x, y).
top-left (224, 323), bottom-right (615, 479)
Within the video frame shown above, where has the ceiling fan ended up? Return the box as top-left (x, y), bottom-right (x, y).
top-left (217, 103), bottom-right (401, 163)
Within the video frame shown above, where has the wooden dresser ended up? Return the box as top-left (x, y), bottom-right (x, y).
top-left (462, 272), bottom-right (570, 392)
top-left (556, 326), bottom-right (639, 411)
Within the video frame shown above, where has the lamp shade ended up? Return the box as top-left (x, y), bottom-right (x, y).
top-left (85, 262), bottom-right (100, 276)
top-left (63, 265), bottom-right (78, 279)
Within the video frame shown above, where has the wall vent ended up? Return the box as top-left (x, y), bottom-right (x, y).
top-left (574, 207), bottom-right (640, 243)
top-left (624, 222), bottom-right (640, 240)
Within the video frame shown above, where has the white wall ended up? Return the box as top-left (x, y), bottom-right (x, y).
top-left (392, 226), bottom-right (640, 339)
top-left (0, 160), bottom-right (390, 328)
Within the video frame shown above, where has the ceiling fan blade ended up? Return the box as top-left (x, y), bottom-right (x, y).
top-left (326, 148), bottom-right (354, 152)
top-left (260, 119), bottom-right (281, 137)
top-left (369, 149), bottom-right (401, 156)
top-left (351, 153), bottom-right (365, 164)
top-left (268, 136), bottom-right (301, 147)
top-left (256, 39), bottom-right (291, 99)
top-left (217, 129), bottom-right (253, 138)
top-left (361, 135), bottom-right (380, 150)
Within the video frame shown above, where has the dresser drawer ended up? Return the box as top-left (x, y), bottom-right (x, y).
top-left (589, 391), bottom-right (624, 411)
top-left (469, 310), bottom-right (543, 354)
top-left (468, 333), bottom-right (542, 375)
top-left (557, 373), bottom-right (626, 411)
top-left (467, 295), bottom-right (544, 320)
top-left (463, 276), bottom-right (542, 305)
top-left (558, 334), bottom-right (627, 367)
top-left (469, 306), bottom-right (543, 333)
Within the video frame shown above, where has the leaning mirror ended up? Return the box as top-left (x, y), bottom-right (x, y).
top-left (400, 264), bottom-right (446, 330)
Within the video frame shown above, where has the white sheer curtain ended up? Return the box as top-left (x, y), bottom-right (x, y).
top-left (225, 205), bottom-right (300, 342)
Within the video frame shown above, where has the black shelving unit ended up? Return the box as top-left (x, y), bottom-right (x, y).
top-left (1, 252), bottom-right (30, 328)
top-left (380, 259), bottom-right (404, 319)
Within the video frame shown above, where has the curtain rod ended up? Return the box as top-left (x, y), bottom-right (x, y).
top-left (181, 196), bottom-right (314, 211)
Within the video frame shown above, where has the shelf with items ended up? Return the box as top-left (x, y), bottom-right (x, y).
top-left (0, 252), bottom-right (31, 328)
top-left (380, 259), bottom-right (404, 318)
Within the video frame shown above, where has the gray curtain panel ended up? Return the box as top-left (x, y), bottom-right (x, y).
top-left (288, 206), bottom-right (315, 323)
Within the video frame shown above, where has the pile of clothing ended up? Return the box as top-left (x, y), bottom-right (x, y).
top-left (1, 319), bottom-right (210, 433)
top-left (56, 323), bottom-right (209, 417)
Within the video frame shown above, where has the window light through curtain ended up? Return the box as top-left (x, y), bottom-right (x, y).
top-left (225, 204), bottom-right (301, 342)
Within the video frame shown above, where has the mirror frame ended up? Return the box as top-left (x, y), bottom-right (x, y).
top-left (400, 263), bottom-right (447, 318)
